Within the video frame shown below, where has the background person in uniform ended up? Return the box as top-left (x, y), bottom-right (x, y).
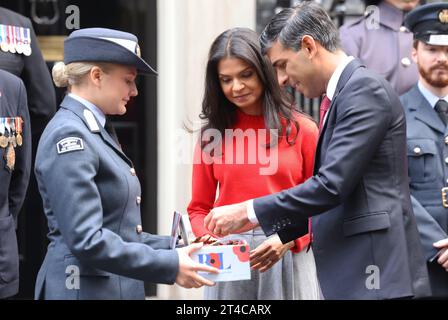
top-left (0, 6), bottom-right (56, 132)
top-left (400, 2), bottom-right (448, 298)
top-left (0, 6), bottom-right (56, 297)
top-left (187, 27), bottom-right (320, 300)
top-left (0, 69), bottom-right (31, 299)
top-left (204, 2), bottom-right (431, 300)
top-left (34, 28), bottom-right (218, 300)
top-left (339, 0), bottom-right (420, 95)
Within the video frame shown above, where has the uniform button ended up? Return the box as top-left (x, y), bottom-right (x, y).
top-left (136, 225), bottom-right (143, 234)
top-left (445, 136), bottom-right (448, 145)
top-left (413, 147), bottom-right (422, 155)
top-left (130, 168), bottom-right (136, 176)
top-left (401, 57), bottom-right (411, 67)
top-left (399, 26), bottom-right (407, 32)
top-left (136, 196), bottom-right (142, 205)
top-left (445, 157), bottom-right (448, 164)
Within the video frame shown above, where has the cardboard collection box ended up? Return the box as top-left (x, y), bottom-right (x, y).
top-left (171, 211), bottom-right (251, 282)
top-left (191, 242), bottom-right (251, 282)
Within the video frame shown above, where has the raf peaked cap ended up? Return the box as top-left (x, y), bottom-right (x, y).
top-left (405, 2), bottom-right (448, 46)
top-left (64, 27), bottom-right (157, 74)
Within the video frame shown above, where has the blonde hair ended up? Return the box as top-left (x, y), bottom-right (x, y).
top-left (52, 61), bottom-right (113, 88)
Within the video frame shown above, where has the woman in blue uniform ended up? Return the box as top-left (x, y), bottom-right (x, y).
top-left (34, 28), bottom-right (217, 300)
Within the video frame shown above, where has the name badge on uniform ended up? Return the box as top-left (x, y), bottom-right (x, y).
top-left (57, 137), bottom-right (84, 154)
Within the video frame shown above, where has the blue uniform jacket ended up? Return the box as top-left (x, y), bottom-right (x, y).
top-left (34, 95), bottom-right (179, 300)
top-left (0, 69), bottom-right (31, 299)
top-left (401, 85), bottom-right (448, 298)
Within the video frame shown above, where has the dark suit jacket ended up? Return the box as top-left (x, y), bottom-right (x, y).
top-left (253, 59), bottom-right (430, 299)
top-left (401, 85), bottom-right (448, 298)
top-left (0, 7), bottom-right (56, 135)
top-left (0, 69), bottom-right (31, 299)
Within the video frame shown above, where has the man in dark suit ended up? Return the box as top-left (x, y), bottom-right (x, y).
top-left (0, 69), bottom-right (31, 299)
top-left (204, 1), bottom-right (430, 299)
top-left (400, 2), bottom-right (448, 298)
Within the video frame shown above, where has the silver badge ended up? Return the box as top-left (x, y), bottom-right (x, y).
top-left (57, 137), bottom-right (84, 154)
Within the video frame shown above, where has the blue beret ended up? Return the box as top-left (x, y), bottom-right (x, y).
top-left (64, 28), bottom-right (156, 75)
top-left (404, 2), bottom-right (448, 46)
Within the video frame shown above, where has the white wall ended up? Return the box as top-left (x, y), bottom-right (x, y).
top-left (157, 0), bottom-right (256, 299)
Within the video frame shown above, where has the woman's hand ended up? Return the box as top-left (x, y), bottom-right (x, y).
top-left (175, 243), bottom-right (219, 288)
top-left (250, 235), bottom-right (295, 273)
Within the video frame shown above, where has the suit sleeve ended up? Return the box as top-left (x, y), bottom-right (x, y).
top-left (187, 142), bottom-right (218, 238)
top-left (35, 126), bottom-right (179, 284)
top-left (22, 18), bottom-right (56, 134)
top-left (254, 77), bottom-right (394, 243)
top-left (140, 232), bottom-right (172, 250)
top-left (8, 79), bottom-right (31, 227)
top-left (410, 195), bottom-right (447, 262)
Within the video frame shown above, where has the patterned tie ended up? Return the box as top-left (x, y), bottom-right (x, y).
top-left (318, 95), bottom-right (332, 131)
top-left (435, 99), bottom-right (448, 126)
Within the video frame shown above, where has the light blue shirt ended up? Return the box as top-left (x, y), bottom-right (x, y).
top-left (418, 81), bottom-right (448, 109)
top-left (68, 93), bottom-right (106, 128)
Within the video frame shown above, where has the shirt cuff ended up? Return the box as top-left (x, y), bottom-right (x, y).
top-left (247, 199), bottom-right (259, 224)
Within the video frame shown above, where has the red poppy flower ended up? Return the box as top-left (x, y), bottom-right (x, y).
top-left (207, 253), bottom-right (222, 269)
top-left (233, 245), bottom-right (249, 262)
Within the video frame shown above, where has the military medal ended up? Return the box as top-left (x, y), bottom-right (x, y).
top-left (4, 142), bottom-right (15, 171)
top-left (7, 25), bottom-right (16, 54)
top-left (22, 27), bottom-right (31, 56)
top-left (15, 117), bottom-right (23, 146)
top-left (0, 25), bottom-right (9, 53)
top-left (10, 119), bottom-right (17, 147)
top-left (15, 27), bottom-right (23, 54)
top-left (0, 118), bottom-right (7, 148)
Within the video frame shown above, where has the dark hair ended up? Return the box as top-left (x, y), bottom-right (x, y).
top-left (200, 27), bottom-right (299, 149)
top-left (259, 1), bottom-right (341, 54)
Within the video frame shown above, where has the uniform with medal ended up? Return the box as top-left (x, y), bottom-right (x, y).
top-left (400, 2), bottom-right (448, 298)
top-left (339, 0), bottom-right (420, 95)
top-left (0, 69), bottom-right (31, 299)
top-left (0, 6), bottom-right (56, 135)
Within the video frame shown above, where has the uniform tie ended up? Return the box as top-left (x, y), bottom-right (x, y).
top-left (435, 99), bottom-right (448, 126)
top-left (105, 118), bottom-right (120, 145)
top-left (318, 95), bottom-right (332, 131)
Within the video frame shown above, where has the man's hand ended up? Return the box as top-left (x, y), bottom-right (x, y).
top-left (204, 201), bottom-right (258, 237)
top-left (250, 235), bottom-right (294, 273)
top-left (175, 243), bottom-right (219, 288)
top-left (434, 238), bottom-right (448, 272)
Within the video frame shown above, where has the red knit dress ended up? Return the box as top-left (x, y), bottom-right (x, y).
top-left (187, 109), bottom-right (318, 252)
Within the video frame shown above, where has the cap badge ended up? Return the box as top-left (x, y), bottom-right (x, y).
top-left (135, 44), bottom-right (141, 58)
top-left (439, 9), bottom-right (448, 24)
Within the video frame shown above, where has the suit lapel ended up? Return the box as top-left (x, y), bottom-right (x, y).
top-left (60, 96), bottom-right (134, 167)
top-left (313, 59), bottom-right (365, 172)
top-left (408, 86), bottom-right (446, 134)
